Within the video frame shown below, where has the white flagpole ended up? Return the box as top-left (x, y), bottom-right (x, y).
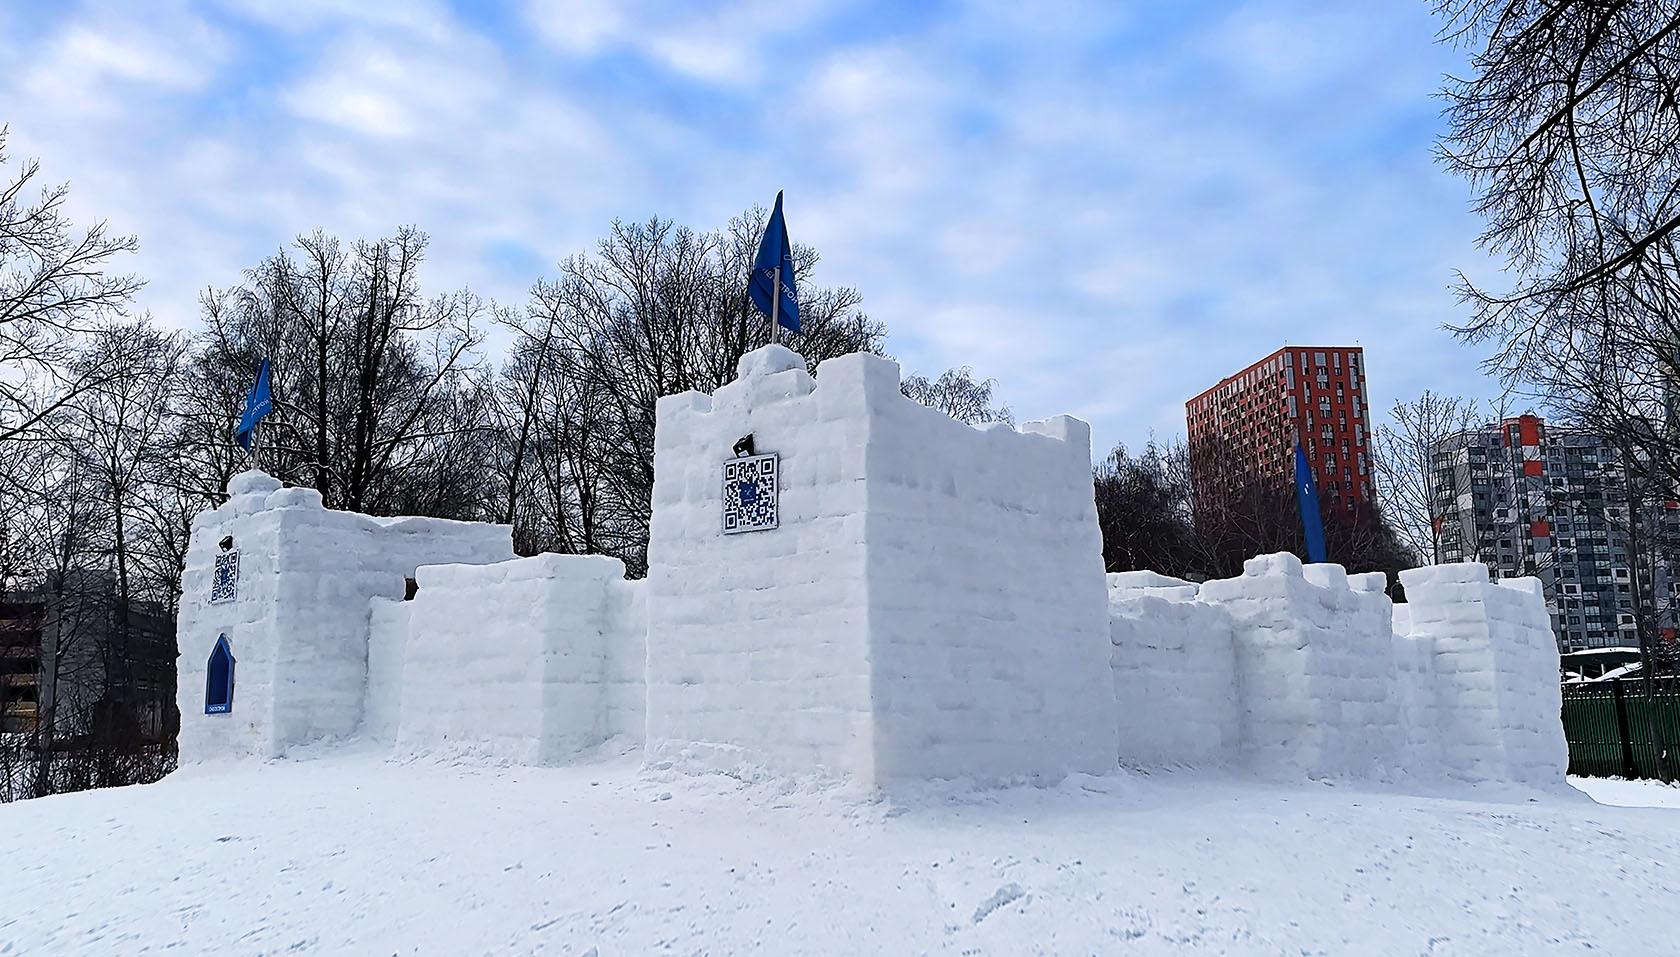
top-left (771, 264), bottom-right (781, 347)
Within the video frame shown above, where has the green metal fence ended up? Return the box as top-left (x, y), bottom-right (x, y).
top-left (1561, 675), bottom-right (1680, 780)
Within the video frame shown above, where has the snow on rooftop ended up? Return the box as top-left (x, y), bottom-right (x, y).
top-left (0, 753), bottom-right (1674, 954)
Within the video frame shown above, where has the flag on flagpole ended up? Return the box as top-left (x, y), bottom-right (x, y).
top-left (748, 190), bottom-right (799, 334)
top-left (1293, 441), bottom-right (1328, 564)
top-left (235, 358), bottom-right (272, 451)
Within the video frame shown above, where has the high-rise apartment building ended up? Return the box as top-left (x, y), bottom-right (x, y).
top-left (1431, 413), bottom-right (1678, 652)
top-left (1185, 346), bottom-right (1376, 514)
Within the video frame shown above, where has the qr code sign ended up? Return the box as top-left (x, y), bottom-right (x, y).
top-left (211, 551), bottom-right (239, 604)
top-left (723, 453), bottom-right (779, 534)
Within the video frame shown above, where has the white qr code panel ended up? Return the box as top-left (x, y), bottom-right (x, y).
top-left (722, 453), bottom-right (779, 534)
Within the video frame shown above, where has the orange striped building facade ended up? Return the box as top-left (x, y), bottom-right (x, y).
top-left (1185, 346), bottom-right (1376, 514)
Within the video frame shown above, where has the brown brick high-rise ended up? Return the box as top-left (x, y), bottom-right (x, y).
top-left (1185, 347), bottom-right (1376, 518)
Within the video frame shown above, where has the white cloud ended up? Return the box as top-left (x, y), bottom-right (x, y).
top-left (523, 0), bottom-right (626, 56)
top-left (0, 0), bottom-right (1500, 457)
top-left (524, 0), bottom-right (836, 84)
top-left (19, 3), bottom-right (228, 117)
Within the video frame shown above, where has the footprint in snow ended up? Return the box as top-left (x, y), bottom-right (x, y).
top-left (972, 883), bottom-right (1028, 924)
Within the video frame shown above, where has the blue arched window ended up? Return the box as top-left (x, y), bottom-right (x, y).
top-left (205, 635), bottom-right (235, 715)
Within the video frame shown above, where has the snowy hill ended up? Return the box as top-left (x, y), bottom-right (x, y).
top-left (0, 754), bottom-right (1674, 955)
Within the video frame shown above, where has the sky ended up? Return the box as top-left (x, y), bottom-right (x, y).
top-left (0, 0), bottom-right (1505, 456)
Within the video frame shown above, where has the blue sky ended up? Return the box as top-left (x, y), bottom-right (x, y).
top-left (0, 0), bottom-right (1502, 456)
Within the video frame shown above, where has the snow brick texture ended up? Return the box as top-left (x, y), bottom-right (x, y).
top-left (177, 471), bottom-right (515, 761)
top-left (645, 345), bottom-right (1118, 787)
top-left (1399, 564), bottom-right (1568, 785)
top-left (1106, 572), bottom-right (1239, 766)
top-left (176, 348), bottom-right (1566, 793)
top-left (385, 555), bottom-right (646, 764)
top-left (1108, 554), bottom-right (1566, 785)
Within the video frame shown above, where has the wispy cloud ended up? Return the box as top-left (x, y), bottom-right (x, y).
top-left (0, 0), bottom-right (1502, 454)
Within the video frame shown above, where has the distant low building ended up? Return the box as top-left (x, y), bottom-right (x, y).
top-left (0, 572), bottom-right (176, 741)
top-left (0, 598), bottom-right (43, 733)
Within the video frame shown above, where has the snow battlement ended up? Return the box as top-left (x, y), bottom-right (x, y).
top-left (647, 344), bottom-right (1114, 786)
top-left (173, 347), bottom-right (1568, 796)
top-left (655, 344), bottom-right (1090, 459)
top-left (177, 471), bottom-right (515, 761)
top-left (378, 554), bottom-right (646, 765)
top-left (1108, 557), bottom-right (1566, 786)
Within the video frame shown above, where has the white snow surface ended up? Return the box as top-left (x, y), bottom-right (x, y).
top-left (174, 348), bottom-right (1566, 796)
top-left (391, 554), bottom-right (645, 763)
top-left (1, 754), bottom-right (1675, 955)
top-left (645, 346), bottom-right (1115, 786)
top-left (176, 475), bottom-right (514, 761)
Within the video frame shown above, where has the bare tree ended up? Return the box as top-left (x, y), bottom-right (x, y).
top-left (1095, 432), bottom-right (1415, 591)
top-left (506, 210), bottom-right (885, 574)
top-left (1436, 1), bottom-right (1680, 497)
top-left (1437, 3), bottom-right (1680, 770)
top-left (195, 228), bottom-right (489, 516)
top-left (1374, 392), bottom-right (1482, 564)
top-left (0, 127), bottom-right (141, 442)
top-left (1094, 439), bottom-right (1200, 578)
top-left (901, 366), bottom-right (1014, 425)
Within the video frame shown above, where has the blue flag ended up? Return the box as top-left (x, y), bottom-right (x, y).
top-left (1294, 441), bottom-right (1328, 564)
top-left (748, 190), bottom-right (799, 333)
top-left (235, 358), bottom-right (272, 451)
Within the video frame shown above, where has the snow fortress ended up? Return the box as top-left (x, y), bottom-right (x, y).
top-left (644, 346), bottom-right (1116, 785)
top-left (176, 472), bottom-right (515, 760)
top-left (1109, 557), bottom-right (1567, 785)
top-left (175, 344), bottom-right (1567, 790)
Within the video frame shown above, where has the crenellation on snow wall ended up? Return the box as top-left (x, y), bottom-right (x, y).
top-left (1107, 556), bottom-right (1565, 785)
top-left (1199, 554), bottom-right (1404, 779)
top-left (645, 345), bottom-right (1117, 786)
top-left (386, 554), bottom-right (646, 764)
top-left (176, 472), bottom-right (515, 762)
top-left (1106, 571), bottom-right (1240, 767)
top-left (1399, 565), bottom-right (1567, 786)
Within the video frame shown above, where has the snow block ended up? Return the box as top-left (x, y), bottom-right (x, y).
top-left (176, 471), bottom-right (515, 761)
top-left (645, 345), bottom-right (1118, 787)
top-left (1397, 563), bottom-right (1567, 786)
top-left (1197, 558), bottom-right (1403, 779)
top-left (1107, 577), bottom-right (1239, 766)
top-left (393, 555), bottom-right (644, 764)
top-left (1100, 552), bottom-right (1566, 787)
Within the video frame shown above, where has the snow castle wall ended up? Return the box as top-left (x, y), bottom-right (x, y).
top-left (1107, 572), bottom-right (1239, 767)
top-left (173, 368), bottom-right (1562, 793)
top-left (1103, 556), bottom-right (1565, 787)
top-left (176, 471), bottom-right (514, 761)
top-left (1197, 555), bottom-right (1403, 779)
top-left (644, 345), bottom-right (1117, 786)
top-left (1398, 564), bottom-right (1568, 786)
top-left (389, 554), bottom-right (644, 764)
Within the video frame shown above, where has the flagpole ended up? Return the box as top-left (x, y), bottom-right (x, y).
top-left (771, 264), bottom-right (781, 347)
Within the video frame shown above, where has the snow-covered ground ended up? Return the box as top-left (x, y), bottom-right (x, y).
top-left (1570, 774), bottom-right (1680, 809)
top-left (0, 752), bottom-right (1676, 955)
